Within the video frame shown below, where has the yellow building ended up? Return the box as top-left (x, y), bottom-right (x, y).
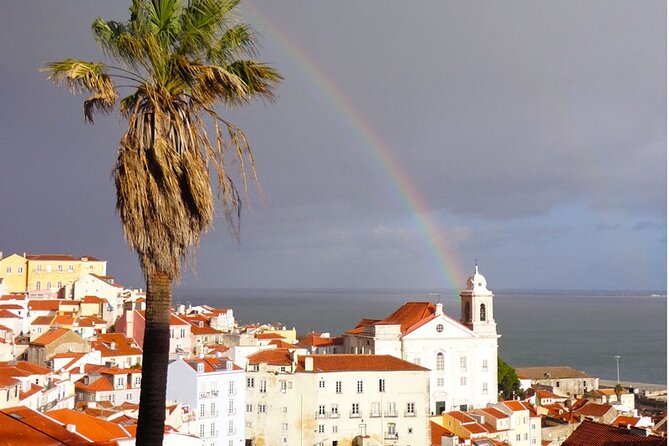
top-left (0, 253), bottom-right (28, 293)
top-left (0, 253), bottom-right (107, 294)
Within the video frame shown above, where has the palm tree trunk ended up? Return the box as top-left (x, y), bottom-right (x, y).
top-left (136, 270), bottom-right (172, 446)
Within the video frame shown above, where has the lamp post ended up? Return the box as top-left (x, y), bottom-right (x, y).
top-left (614, 355), bottom-right (621, 384)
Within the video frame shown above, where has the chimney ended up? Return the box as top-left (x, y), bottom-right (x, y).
top-left (304, 356), bottom-right (314, 372)
top-left (66, 424), bottom-right (77, 433)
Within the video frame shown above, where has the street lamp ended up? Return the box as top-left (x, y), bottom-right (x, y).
top-left (614, 355), bottom-right (621, 384)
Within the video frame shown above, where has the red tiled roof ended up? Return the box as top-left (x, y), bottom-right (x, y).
top-left (0, 374), bottom-right (19, 388)
top-left (448, 411), bottom-right (478, 424)
top-left (20, 383), bottom-right (43, 400)
top-left (75, 375), bottom-right (114, 392)
top-left (183, 357), bottom-right (241, 373)
top-left (0, 361), bottom-right (51, 375)
top-left (503, 400), bottom-right (527, 412)
top-left (26, 254), bottom-right (79, 261)
top-left (0, 294), bottom-right (27, 301)
top-left (91, 333), bottom-right (142, 358)
top-left (477, 407), bottom-right (508, 419)
top-left (46, 408), bottom-right (132, 442)
top-left (0, 406), bottom-right (89, 445)
top-left (303, 354), bottom-right (430, 372)
top-left (31, 328), bottom-right (71, 345)
top-left (562, 420), bottom-right (666, 446)
top-left (31, 316), bottom-right (54, 326)
top-left (574, 403), bottom-right (614, 417)
top-left (247, 348), bottom-right (294, 366)
top-left (0, 304), bottom-right (23, 311)
top-left (256, 332), bottom-right (285, 340)
top-left (298, 332), bottom-right (336, 347)
top-left (269, 340), bottom-right (295, 348)
top-left (375, 302), bottom-right (436, 333)
top-left (613, 415), bottom-right (642, 428)
top-left (0, 309), bottom-right (20, 319)
top-left (27, 300), bottom-right (61, 311)
top-left (82, 295), bottom-right (108, 304)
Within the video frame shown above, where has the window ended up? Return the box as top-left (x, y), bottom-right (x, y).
top-left (17, 267), bottom-right (23, 274)
top-left (282, 406), bottom-right (288, 413)
top-left (36, 265), bottom-right (42, 272)
top-left (436, 323), bottom-right (444, 333)
top-left (437, 378), bottom-right (444, 387)
top-left (259, 380), bottom-right (267, 393)
top-left (480, 304), bottom-right (486, 321)
top-left (280, 380), bottom-right (287, 393)
top-left (413, 357), bottom-right (421, 365)
top-left (68, 265), bottom-right (74, 272)
top-left (556, 381), bottom-right (560, 388)
top-left (331, 404), bottom-right (339, 416)
top-left (46, 281), bottom-right (51, 289)
top-left (583, 380), bottom-right (587, 387)
top-left (372, 402), bottom-right (381, 416)
top-left (482, 382), bottom-right (488, 394)
top-left (58, 265), bottom-right (63, 272)
top-left (200, 404), bottom-right (205, 417)
top-left (46, 265), bottom-right (52, 273)
top-left (5, 267), bottom-right (10, 273)
top-left (246, 404), bottom-right (253, 413)
top-left (134, 376), bottom-right (141, 386)
top-left (357, 380), bottom-right (363, 393)
top-left (460, 356), bottom-right (467, 371)
top-left (335, 381), bottom-right (342, 394)
top-left (387, 422), bottom-right (396, 435)
top-left (170, 329), bottom-right (174, 338)
top-left (228, 400), bottom-right (234, 415)
top-left (332, 425), bottom-right (338, 433)
top-left (406, 402), bottom-right (415, 415)
top-left (464, 301), bottom-right (471, 320)
top-left (351, 403), bottom-right (359, 416)
top-left (318, 405), bottom-right (326, 417)
top-left (35, 281), bottom-right (41, 290)
top-left (126, 393), bottom-right (132, 400)
top-left (180, 328), bottom-right (186, 338)
top-left (319, 378), bottom-right (325, 388)
top-left (247, 378), bottom-right (255, 388)
top-left (386, 402), bottom-right (396, 416)
top-left (318, 424), bottom-right (325, 433)
top-left (258, 404), bottom-right (266, 413)
top-left (460, 376), bottom-right (467, 386)
top-left (379, 379), bottom-right (385, 392)
top-left (436, 353), bottom-right (444, 371)
top-left (199, 424), bottom-right (205, 438)
top-left (228, 420), bottom-right (233, 435)
top-left (282, 423), bottom-right (288, 431)
top-left (229, 381), bottom-right (235, 395)
top-left (516, 434), bottom-right (521, 441)
top-left (57, 281), bottom-right (62, 289)
top-left (482, 359), bottom-right (488, 372)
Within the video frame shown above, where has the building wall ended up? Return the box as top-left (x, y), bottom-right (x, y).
top-left (26, 257), bottom-right (106, 293)
top-left (245, 364), bottom-right (430, 446)
top-left (0, 254), bottom-right (28, 293)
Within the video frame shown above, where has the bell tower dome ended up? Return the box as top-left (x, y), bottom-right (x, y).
top-left (460, 264), bottom-right (497, 336)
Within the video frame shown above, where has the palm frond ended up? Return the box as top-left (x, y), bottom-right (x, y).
top-left (208, 23), bottom-right (258, 63)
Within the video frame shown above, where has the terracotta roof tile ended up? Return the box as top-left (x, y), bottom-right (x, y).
top-left (31, 328), bottom-right (71, 345)
top-left (247, 348), bottom-right (294, 366)
top-left (82, 296), bottom-right (108, 304)
top-left (563, 420), bottom-right (666, 446)
top-left (27, 300), bottom-right (61, 311)
top-left (574, 403), bottom-right (614, 417)
top-left (375, 302), bottom-right (436, 333)
top-left (0, 406), bottom-right (89, 445)
top-left (502, 400), bottom-right (527, 412)
top-left (0, 309), bottom-right (20, 319)
top-left (303, 354), bottom-right (430, 372)
top-left (612, 415), bottom-right (642, 428)
top-left (31, 316), bottom-right (54, 326)
top-left (476, 407), bottom-right (508, 419)
top-left (46, 408), bottom-right (131, 442)
top-left (90, 333), bottom-right (142, 357)
top-left (448, 411), bottom-right (479, 423)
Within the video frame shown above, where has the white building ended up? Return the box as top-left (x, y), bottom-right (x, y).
top-left (166, 356), bottom-right (246, 446)
top-left (245, 349), bottom-right (431, 446)
top-left (343, 265), bottom-right (500, 414)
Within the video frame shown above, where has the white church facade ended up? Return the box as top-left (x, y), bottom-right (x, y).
top-left (343, 266), bottom-right (500, 414)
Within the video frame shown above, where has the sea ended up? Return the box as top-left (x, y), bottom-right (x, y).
top-left (173, 288), bottom-right (667, 385)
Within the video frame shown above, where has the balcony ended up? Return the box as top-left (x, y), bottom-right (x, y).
top-left (349, 411), bottom-right (361, 418)
top-left (329, 412), bottom-right (340, 419)
top-left (384, 410), bottom-right (398, 417)
top-left (315, 412), bottom-right (327, 419)
top-left (385, 432), bottom-right (399, 440)
top-left (369, 411), bottom-right (382, 418)
top-left (404, 411), bottom-right (416, 417)
top-left (200, 410), bottom-right (219, 419)
top-left (199, 391), bottom-right (219, 399)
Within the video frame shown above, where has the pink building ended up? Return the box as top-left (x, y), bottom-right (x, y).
top-left (115, 309), bottom-right (192, 359)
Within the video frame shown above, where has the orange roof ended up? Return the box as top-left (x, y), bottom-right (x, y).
top-left (298, 332), bottom-right (336, 347)
top-left (269, 339), bottom-right (295, 348)
top-left (31, 315), bottom-right (54, 326)
top-left (574, 403), bottom-right (614, 417)
top-left (46, 408), bottom-right (132, 442)
top-left (183, 357), bottom-right (242, 373)
top-left (51, 313), bottom-right (76, 326)
top-left (477, 407), bottom-right (509, 419)
top-left (430, 420), bottom-right (452, 446)
top-left (448, 411), bottom-right (478, 424)
top-left (536, 389), bottom-right (564, 399)
top-left (0, 294), bottom-right (26, 301)
top-left (256, 332), bottom-right (285, 340)
top-left (0, 375), bottom-right (19, 388)
top-left (563, 420), bottom-right (666, 446)
top-left (31, 328), bottom-right (71, 345)
top-left (0, 361), bottom-right (51, 375)
top-left (27, 300), bottom-right (61, 311)
top-left (82, 295), bottom-right (108, 304)
top-left (302, 354), bottom-right (430, 372)
top-left (503, 400), bottom-right (527, 412)
top-left (26, 254), bottom-right (79, 261)
top-left (90, 333), bottom-right (142, 358)
top-left (375, 302), bottom-right (436, 333)
top-left (75, 315), bottom-right (107, 327)
top-left (20, 383), bottom-right (43, 400)
top-left (189, 324), bottom-right (221, 336)
top-left (0, 304), bottom-right (23, 311)
top-left (0, 309), bottom-right (20, 319)
top-left (463, 423), bottom-right (489, 434)
top-left (75, 376), bottom-right (114, 392)
top-left (247, 348), bottom-right (295, 366)
top-left (0, 406), bottom-right (89, 445)
top-left (613, 415), bottom-right (642, 428)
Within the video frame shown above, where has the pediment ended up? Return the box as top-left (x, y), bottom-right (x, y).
top-left (402, 314), bottom-right (477, 339)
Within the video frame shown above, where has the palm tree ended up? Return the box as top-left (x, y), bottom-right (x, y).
top-left (43, 1), bottom-right (281, 444)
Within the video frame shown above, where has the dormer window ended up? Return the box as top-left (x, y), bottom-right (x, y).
top-left (197, 363), bottom-right (205, 373)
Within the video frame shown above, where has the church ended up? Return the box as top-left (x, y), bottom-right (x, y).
top-left (342, 265), bottom-right (500, 414)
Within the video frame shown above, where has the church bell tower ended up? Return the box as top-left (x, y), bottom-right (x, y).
top-left (460, 264), bottom-right (497, 336)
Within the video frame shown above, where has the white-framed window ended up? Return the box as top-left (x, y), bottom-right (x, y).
top-left (36, 265), bottom-right (42, 272)
top-left (357, 380), bottom-right (363, 393)
top-left (332, 425), bottom-right (338, 433)
top-left (247, 377), bottom-right (255, 388)
top-left (335, 381), bottom-right (342, 394)
top-left (46, 265), bottom-right (52, 273)
top-left (460, 356), bottom-right (467, 371)
top-left (482, 359), bottom-right (488, 371)
top-left (200, 404), bottom-right (205, 417)
top-left (280, 380), bottom-right (287, 393)
top-left (228, 399), bottom-right (234, 415)
top-left (282, 423), bottom-right (288, 431)
top-left (126, 393), bottom-right (132, 400)
top-left (331, 404), bottom-right (338, 415)
top-left (58, 265), bottom-right (63, 272)
top-left (351, 403), bottom-right (359, 415)
top-left (406, 402), bottom-right (415, 415)
top-left (437, 378), bottom-right (444, 387)
top-left (318, 379), bottom-right (325, 388)
top-left (387, 422), bottom-right (396, 435)
top-left (228, 420), bottom-right (233, 434)
top-left (258, 404), bottom-right (266, 413)
top-left (282, 406), bottom-right (288, 413)
top-left (436, 323), bottom-right (444, 333)
top-left (259, 379), bottom-right (267, 393)
top-left (57, 281), bottom-right (62, 289)
top-left (282, 437), bottom-right (288, 444)
top-left (460, 376), bottom-right (467, 386)
top-left (229, 381), bottom-right (235, 395)
top-left (318, 424), bottom-right (325, 433)
top-left (5, 267), bottom-right (10, 273)
top-left (436, 352), bottom-right (444, 371)
top-left (246, 404), bottom-right (253, 413)
top-left (483, 382), bottom-right (488, 394)
top-left (199, 424), bottom-right (205, 438)
top-left (46, 281), bottom-right (51, 289)
top-left (318, 405), bottom-right (326, 416)
top-left (379, 379), bottom-right (386, 392)
top-left (17, 266), bottom-right (23, 274)
top-left (210, 422), bottom-right (216, 437)
top-left (35, 281), bottom-right (41, 290)
top-left (68, 265), bottom-right (74, 272)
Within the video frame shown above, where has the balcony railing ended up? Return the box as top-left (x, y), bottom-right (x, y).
top-left (329, 412), bottom-right (340, 419)
top-left (349, 411), bottom-right (361, 418)
top-left (315, 411), bottom-right (327, 419)
top-left (384, 410), bottom-right (398, 417)
top-left (385, 432), bottom-right (399, 440)
top-left (404, 411), bottom-right (416, 417)
top-left (199, 391), bottom-right (219, 399)
top-left (370, 411), bottom-right (382, 418)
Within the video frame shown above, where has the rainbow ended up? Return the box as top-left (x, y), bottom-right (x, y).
top-left (243, 3), bottom-right (466, 290)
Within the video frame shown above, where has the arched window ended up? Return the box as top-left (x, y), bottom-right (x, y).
top-left (436, 353), bottom-right (444, 371)
top-left (480, 303), bottom-right (486, 321)
top-left (46, 281), bottom-right (52, 290)
top-left (57, 281), bottom-right (62, 289)
top-left (35, 281), bottom-right (41, 290)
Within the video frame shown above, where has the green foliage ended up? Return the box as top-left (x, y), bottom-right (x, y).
top-left (498, 356), bottom-right (524, 400)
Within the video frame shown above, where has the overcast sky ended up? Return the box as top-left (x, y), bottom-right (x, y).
top-left (0, 1), bottom-right (665, 291)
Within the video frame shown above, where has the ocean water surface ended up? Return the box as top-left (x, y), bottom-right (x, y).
top-left (174, 288), bottom-right (667, 384)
